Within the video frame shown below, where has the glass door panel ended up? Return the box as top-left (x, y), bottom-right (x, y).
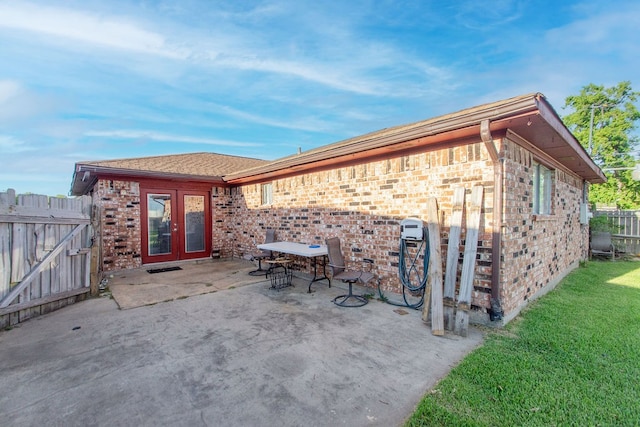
top-left (184, 195), bottom-right (205, 253)
top-left (147, 193), bottom-right (173, 256)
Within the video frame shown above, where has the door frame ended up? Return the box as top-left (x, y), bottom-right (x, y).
top-left (140, 183), bottom-right (212, 265)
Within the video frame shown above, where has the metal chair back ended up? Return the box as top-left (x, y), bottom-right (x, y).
top-left (325, 237), bottom-right (345, 276)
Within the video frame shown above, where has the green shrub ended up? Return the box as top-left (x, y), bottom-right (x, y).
top-left (589, 215), bottom-right (620, 233)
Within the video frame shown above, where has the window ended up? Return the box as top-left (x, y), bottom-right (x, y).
top-left (261, 183), bottom-right (273, 205)
top-left (532, 162), bottom-right (552, 215)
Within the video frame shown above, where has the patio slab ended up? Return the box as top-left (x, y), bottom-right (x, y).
top-left (107, 259), bottom-right (266, 309)
top-left (0, 271), bottom-right (484, 427)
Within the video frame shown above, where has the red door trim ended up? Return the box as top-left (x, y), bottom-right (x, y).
top-left (140, 186), bottom-right (212, 265)
top-left (140, 189), bottom-right (179, 264)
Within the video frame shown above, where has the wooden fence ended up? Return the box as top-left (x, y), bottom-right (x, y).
top-left (0, 189), bottom-right (94, 328)
top-left (594, 209), bottom-right (640, 256)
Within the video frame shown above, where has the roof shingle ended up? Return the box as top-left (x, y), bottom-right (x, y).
top-left (78, 152), bottom-right (268, 177)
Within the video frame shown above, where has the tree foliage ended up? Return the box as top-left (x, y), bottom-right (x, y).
top-left (563, 82), bottom-right (640, 209)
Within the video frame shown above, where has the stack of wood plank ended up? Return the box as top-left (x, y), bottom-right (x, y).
top-left (423, 185), bottom-right (483, 337)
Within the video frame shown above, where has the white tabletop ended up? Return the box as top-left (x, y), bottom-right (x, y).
top-left (257, 241), bottom-right (328, 257)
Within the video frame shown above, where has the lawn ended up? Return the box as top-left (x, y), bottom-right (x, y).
top-left (406, 261), bottom-right (640, 426)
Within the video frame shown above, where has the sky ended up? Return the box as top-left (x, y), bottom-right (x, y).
top-left (1, 0), bottom-right (639, 196)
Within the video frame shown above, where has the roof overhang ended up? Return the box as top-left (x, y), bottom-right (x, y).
top-left (224, 93), bottom-right (606, 185)
top-left (70, 164), bottom-right (225, 196)
top-left (495, 96), bottom-right (606, 183)
top-left (69, 93), bottom-right (606, 195)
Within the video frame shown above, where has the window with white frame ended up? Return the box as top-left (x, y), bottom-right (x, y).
top-left (261, 183), bottom-right (273, 205)
top-left (532, 161), bottom-right (553, 215)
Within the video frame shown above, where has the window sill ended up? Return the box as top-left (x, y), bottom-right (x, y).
top-left (532, 214), bottom-right (555, 221)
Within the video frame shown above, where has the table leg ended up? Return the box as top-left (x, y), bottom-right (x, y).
top-left (307, 255), bottom-right (331, 293)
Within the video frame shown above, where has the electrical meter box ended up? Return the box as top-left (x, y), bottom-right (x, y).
top-left (579, 203), bottom-right (593, 225)
top-left (400, 218), bottom-right (424, 241)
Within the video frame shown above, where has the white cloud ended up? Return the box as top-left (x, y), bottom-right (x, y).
top-left (0, 2), bottom-right (451, 98)
top-left (0, 80), bottom-right (22, 104)
top-left (0, 79), bottom-right (59, 125)
top-left (214, 55), bottom-right (379, 95)
top-left (454, 0), bottom-right (523, 30)
top-left (0, 135), bottom-right (35, 153)
top-left (0, 2), bottom-right (186, 59)
top-left (210, 104), bottom-right (333, 132)
top-left (545, 4), bottom-right (640, 55)
top-left (84, 130), bottom-right (262, 147)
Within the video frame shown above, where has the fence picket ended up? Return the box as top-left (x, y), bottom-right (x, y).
top-left (0, 223), bottom-right (10, 300)
top-left (594, 210), bottom-right (640, 256)
top-left (0, 189), bottom-right (92, 327)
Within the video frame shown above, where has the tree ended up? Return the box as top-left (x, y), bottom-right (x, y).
top-left (562, 82), bottom-right (640, 209)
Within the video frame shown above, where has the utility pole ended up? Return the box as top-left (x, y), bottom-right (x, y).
top-left (588, 105), bottom-right (595, 156)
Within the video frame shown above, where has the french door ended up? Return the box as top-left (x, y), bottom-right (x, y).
top-left (141, 188), bottom-right (211, 264)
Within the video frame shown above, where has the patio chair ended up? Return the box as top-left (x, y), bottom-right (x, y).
top-left (325, 237), bottom-right (375, 307)
top-left (590, 231), bottom-right (615, 260)
top-left (248, 229), bottom-right (276, 276)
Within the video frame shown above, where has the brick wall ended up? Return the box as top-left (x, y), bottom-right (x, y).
top-left (229, 143), bottom-right (496, 311)
top-left (499, 138), bottom-right (587, 320)
top-left (93, 179), bottom-right (142, 271)
top-left (211, 186), bottom-right (236, 258)
top-left (223, 139), bottom-right (586, 323)
top-left (91, 137), bottom-right (588, 324)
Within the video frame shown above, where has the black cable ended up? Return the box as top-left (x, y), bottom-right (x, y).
top-left (378, 227), bottom-right (430, 309)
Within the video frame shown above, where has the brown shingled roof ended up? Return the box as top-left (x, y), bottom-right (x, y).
top-left (224, 93), bottom-right (605, 185)
top-left (71, 93), bottom-right (605, 195)
top-left (224, 93), bottom-right (542, 181)
top-left (71, 152), bottom-right (268, 195)
top-left (79, 152), bottom-right (267, 176)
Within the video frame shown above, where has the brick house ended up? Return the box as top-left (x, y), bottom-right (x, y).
top-left (70, 93), bottom-right (605, 325)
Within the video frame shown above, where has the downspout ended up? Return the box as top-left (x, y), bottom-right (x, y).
top-left (480, 120), bottom-right (504, 321)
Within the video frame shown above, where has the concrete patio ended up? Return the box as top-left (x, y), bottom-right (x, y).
top-left (0, 260), bottom-right (484, 427)
top-left (106, 258), bottom-right (268, 309)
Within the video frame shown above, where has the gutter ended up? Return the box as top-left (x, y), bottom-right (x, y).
top-left (225, 93), bottom-right (605, 186)
top-left (480, 120), bottom-right (504, 321)
top-left (71, 164), bottom-right (226, 196)
top-left (225, 93), bottom-right (543, 183)
top-left (75, 164), bottom-right (225, 182)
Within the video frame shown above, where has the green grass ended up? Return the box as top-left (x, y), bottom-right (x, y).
top-left (406, 261), bottom-right (640, 426)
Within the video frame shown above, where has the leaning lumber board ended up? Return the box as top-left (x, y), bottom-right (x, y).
top-left (421, 239), bottom-right (432, 324)
top-left (454, 185), bottom-right (483, 337)
top-left (424, 197), bottom-right (444, 335)
top-left (443, 187), bottom-right (465, 331)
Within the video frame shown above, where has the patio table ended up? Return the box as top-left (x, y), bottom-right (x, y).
top-left (257, 241), bottom-right (330, 292)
